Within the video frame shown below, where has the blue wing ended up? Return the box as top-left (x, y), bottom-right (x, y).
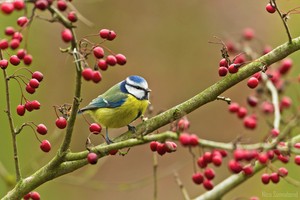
top-left (79, 83), bottom-right (128, 113)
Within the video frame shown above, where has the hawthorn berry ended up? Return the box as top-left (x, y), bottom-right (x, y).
top-left (9, 55), bottom-right (20, 66)
top-left (106, 55), bottom-right (117, 66)
top-left (35, 0), bottom-right (49, 10)
top-left (294, 143), bottom-right (300, 149)
top-left (87, 152), bottom-right (98, 165)
top-left (218, 66), bottom-right (228, 77)
top-left (243, 115), bottom-right (257, 129)
top-left (278, 154), bottom-right (289, 163)
top-left (294, 155), bottom-right (300, 165)
top-left (115, 54), bottom-right (127, 65)
top-left (228, 159), bottom-right (242, 173)
top-left (93, 46), bottom-right (104, 59)
top-left (109, 149), bottom-right (118, 155)
top-left (0, 39), bottom-right (9, 49)
top-left (228, 102), bottom-right (239, 113)
top-left (219, 58), bottom-right (228, 67)
top-left (23, 54), bottom-right (33, 65)
top-left (25, 101), bottom-right (34, 112)
top-left (192, 173), bottom-right (204, 185)
top-left (203, 179), bottom-right (214, 190)
top-left (1, 2), bottom-right (14, 14)
top-left (197, 156), bottom-right (207, 168)
top-left (17, 49), bottom-right (26, 59)
top-left (270, 128), bottom-right (279, 137)
top-left (189, 134), bottom-right (199, 146)
top-left (280, 96), bottom-right (292, 109)
top-left (258, 153), bottom-right (268, 164)
top-left (30, 191), bottom-right (41, 200)
top-left (40, 140), bottom-right (51, 152)
top-left (32, 71), bottom-right (44, 82)
top-left (13, 0), bottom-right (25, 10)
top-left (204, 168), bottom-right (215, 180)
top-left (107, 30), bottom-right (117, 41)
top-left (179, 133), bottom-right (190, 146)
top-left (164, 141), bottom-right (177, 153)
top-left (16, 104), bottom-right (26, 116)
top-left (247, 96), bottom-right (258, 107)
top-left (266, 3), bottom-right (276, 14)
top-left (10, 39), bottom-right (20, 49)
top-left (261, 101), bottom-right (274, 114)
top-left (279, 58), bottom-right (292, 75)
top-left (82, 68), bottom-right (93, 81)
top-left (261, 173), bottom-right (270, 184)
top-left (212, 154), bottom-right (222, 166)
top-left (31, 100), bottom-right (41, 110)
top-left (57, 0), bottom-right (67, 11)
top-left (247, 77), bottom-right (259, 89)
top-left (12, 32), bottom-right (23, 41)
top-left (150, 141), bottom-right (159, 152)
top-left (237, 107), bottom-right (247, 118)
top-left (97, 59), bottom-right (108, 71)
top-left (5, 26), bottom-right (15, 36)
top-left (278, 167), bottom-right (288, 177)
top-left (203, 151), bottom-right (213, 163)
top-left (0, 59), bottom-right (9, 69)
top-left (29, 78), bottom-right (40, 88)
top-left (234, 149), bottom-right (246, 161)
top-left (242, 165), bottom-right (253, 176)
top-left (17, 16), bottom-right (28, 27)
top-left (228, 64), bottom-right (239, 74)
top-left (23, 193), bottom-right (31, 200)
top-left (177, 118), bottom-right (190, 131)
top-left (55, 117), bottom-right (67, 129)
top-left (99, 29), bottom-right (110, 39)
top-left (36, 124), bottom-right (48, 135)
top-left (156, 143), bottom-right (167, 156)
top-left (68, 11), bottom-right (78, 22)
top-left (92, 71), bottom-right (102, 83)
top-left (89, 123), bottom-right (102, 134)
top-left (243, 28), bottom-right (255, 40)
top-left (26, 84), bottom-right (36, 94)
top-left (270, 172), bottom-right (280, 183)
top-left (61, 29), bottom-right (73, 43)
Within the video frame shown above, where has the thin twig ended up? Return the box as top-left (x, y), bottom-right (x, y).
top-left (174, 172), bottom-right (190, 200)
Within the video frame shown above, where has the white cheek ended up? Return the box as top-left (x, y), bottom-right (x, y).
top-left (125, 85), bottom-right (145, 99)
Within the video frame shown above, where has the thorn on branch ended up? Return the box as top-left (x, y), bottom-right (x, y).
top-left (216, 96), bottom-right (231, 104)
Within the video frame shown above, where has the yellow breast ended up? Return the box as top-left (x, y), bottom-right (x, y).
top-left (88, 95), bottom-right (149, 128)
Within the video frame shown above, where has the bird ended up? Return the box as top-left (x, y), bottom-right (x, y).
top-left (78, 75), bottom-right (151, 144)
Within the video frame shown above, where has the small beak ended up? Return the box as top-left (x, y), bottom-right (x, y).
top-left (147, 88), bottom-right (152, 92)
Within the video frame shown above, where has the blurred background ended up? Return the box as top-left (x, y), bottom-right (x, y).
top-left (1, 0), bottom-right (300, 199)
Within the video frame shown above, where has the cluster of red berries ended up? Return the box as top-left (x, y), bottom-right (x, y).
top-left (81, 29), bottom-right (127, 83)
top-left (0, 0), bottom-right (25, 15)
top-left (149, 141), bottom-right (177, 156)
top-left (23, 191), bottom-right (40, 200)
top-left (261, 167), bottom-right (288, 185)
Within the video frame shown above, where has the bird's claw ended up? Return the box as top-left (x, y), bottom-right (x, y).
top-left (127, 125), bottom-right (136, 133)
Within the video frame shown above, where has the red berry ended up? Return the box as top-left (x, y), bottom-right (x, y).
top-left (30, 191), bottom-right (41, 200)
top-left (150, 141), bottom-right (159, 152)
top-left (1, 2), bottom-right (14, 14)
top-left (267, 150), bottom-right (275, 160)
top-left (9, 39), bottom-right (20, 49)
top-left (12, 32), bottom-right (23, 42)
top-left (5, 26), bottom-right (15, 36)
top-left (32, 71), bottom-right (44, 82)
top-left (0, 39), bottom-right (9, 49)
top-left (16, 104), bottom-right (26, 116)
top-left (189, 134), bottom-right (199, 146)
top-left (242, 165), bottom-right (253, 175)
top-left (219, 58), bottom-right (228, 67)
top-left (228, 159), bottom-right (242, 173)
top-left (234, 149), bottom-right (246, 161)
top-left (261, 173), bottom-right (270, 184)
top-left (179, 133), bottom-right (190, 146)
top-left (270, 128), bottom-right (280, 137)
top-left (89, 123), bottom-right (102, 134)
top-left (92, 71), bottom-right (102, 83)
top-left (57, 0), bottom-right (67, 11)
top-left (278, 154), bottom-right (289, 163)
top-left (218, 66), bottom-right (228, 77)
top-left (31, 100), bottom-right (41, 110)
top-left (280, 96), bottom-right (292, 109)
top-left (40, 140), bottom-right (51, 152)
top-left (35, 0), bottom-right (49, 10)
top-left (203, 179), bottom-right (214, 190)
top-left (36, 124), bottom-right (48, 135)
top-left (93, 46), bottom-right (104, 59)
top-left (99, 29), bottom-right (110, 39)
top-left (228, 102), bottom-right (239, 113)
top-left (17, 16), bottom-right (28, 27)
top-left (29, 78), bottom-right (40, 88)
top-left (243, 115), bottom-right (257, 129)
top-left (17, 49), bottom-right (26, 59)
top-left (278, 167), bottom-right (288, 177)
top-left (203, 152), bottom-right (213, 163)
top-left (61, 29), bottom-right (73, 43)
top-left (247, 77), bottom-right (259, 89)
top-left (87, 152), bottom-right (98, 164)
top-left (192, 173), bottom-right (204, 185)
top-left (266, 3), bottom-right (276, 14)
top-left (294, 143), bottom-right (300, 149)
top-left (247, 96), bottom-right (258, 107)
top-left (261, 101), bottom-right (274, 114)
top-left (204, 168), bottom-right (215, 180)
top-left (197, 156), bottom-right (207, 168)
top-left (107, 30), bottom-right (117, 41)
top-left (25, 101), bottom-right (34, 112)
top-left (0, 59), bottom-right (9, 69)
top-left (279, 58), bottom-right (292, 75)
top-left (67, 11), bottom-right (78, 22)
top-left (294, 155), bottom-right (300, 165)
top-left (13, 0), bottom-right (25, 10)
top-left (82, 68), bottom-right (93, 81)
top-left (258, 153), bottom-right (268, 164)
top-left (23, 193), bottom-right (31, 200)
top-left (97, 59), bottom-right (108, 71)
top-left (212, 155), bottom-right (222, 166)
top-left (23, 54), bottom-right (33, 65)
top-left (243, 28), bottom-right (254, 40)
top-left (228, 64), bottom-right (239, 73)
top-left (26, 84), bottom-right (36, 94)
top-left (237, 107), bottom-right (247, 118)
top-left (9, 55), bottom-right (20, 66)
top-left (177, 118), bottom-right (190, 131)
top-left (109, 149), bottom-right (118, 155)
top-left (270, 172), bottom-right (280, 183)
top-left (106, 55), bottom-right (117, 66)
top-left (164, 141), bottom-right (177, 153)
top-left (55, 117), bottom-right (67, 129)
top-left (115, 54), bottom-right (127, 65)
top-left (156, 143), bottom-right (167, 156)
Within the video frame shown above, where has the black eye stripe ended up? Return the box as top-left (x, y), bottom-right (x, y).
top-left (126, 83), bottom-right (148, 93)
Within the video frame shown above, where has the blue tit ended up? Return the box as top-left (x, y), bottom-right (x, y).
top-left (79, 75), bottom-right (151, 144)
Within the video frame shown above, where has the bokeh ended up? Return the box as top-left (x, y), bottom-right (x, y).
top-left (1, 0), bottom-right (300, 199)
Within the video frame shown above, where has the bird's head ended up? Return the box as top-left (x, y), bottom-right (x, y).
top-left (122, 75), bottom-right (151, 100)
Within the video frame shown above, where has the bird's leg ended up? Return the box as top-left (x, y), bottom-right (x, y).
top-left (105, 128), bottom-right (114, 144)
top-left (127, 124), bottom-right (136, 133)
